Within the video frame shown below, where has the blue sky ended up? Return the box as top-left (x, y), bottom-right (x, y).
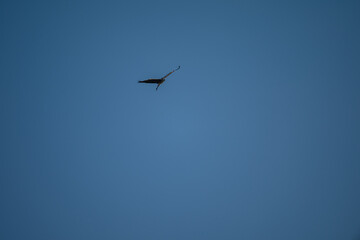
top-left (1, 0), bottom-right (360, 239)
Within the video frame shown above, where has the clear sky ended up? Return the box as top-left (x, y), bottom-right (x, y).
top-left (1, 0), bottom-right (360, 239)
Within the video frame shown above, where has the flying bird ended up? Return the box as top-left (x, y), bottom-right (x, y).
top-left (138, 66), bottom-right (180, 90)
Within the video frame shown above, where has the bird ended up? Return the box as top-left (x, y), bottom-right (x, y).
top-left (138, 66), bottom-right (180, 90)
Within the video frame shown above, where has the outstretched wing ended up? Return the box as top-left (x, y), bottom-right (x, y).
top-left (139, 79), bottom-right (162, 84)
top-left (162, 66), bottom-right (180, 79)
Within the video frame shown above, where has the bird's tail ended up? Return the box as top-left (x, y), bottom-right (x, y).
top-left (138, 81), bottom-right (144, 83)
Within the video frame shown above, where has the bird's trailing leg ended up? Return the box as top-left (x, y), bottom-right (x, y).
top-left (156, 84), bottom-right (160, 91)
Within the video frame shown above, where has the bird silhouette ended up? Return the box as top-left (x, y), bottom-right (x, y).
top-left (138, 66), bottom-right (180, 90)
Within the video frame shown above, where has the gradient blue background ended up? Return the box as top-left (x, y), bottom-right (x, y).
top-left (1, 0), bottom-right (360, 239)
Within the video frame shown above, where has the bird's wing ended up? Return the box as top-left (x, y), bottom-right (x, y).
top-left (139, 79), bottom-right (162, 84)
top-left (162, 66), bottom-right (180, 79)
